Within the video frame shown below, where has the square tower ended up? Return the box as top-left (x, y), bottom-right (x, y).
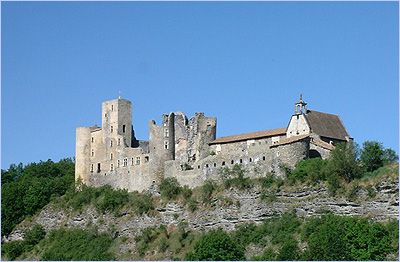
top-left (102, 98), bottom-right (133, 147)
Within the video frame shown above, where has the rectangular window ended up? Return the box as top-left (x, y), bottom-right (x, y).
top-left (110, 140), bottom-right (113, 147)
top-left (111, 105), bottom-right (114, 111)
top-left (97, 163), bottom-right (101, 173)
top-left (110, 163), bottom-right (114, 171)
top-left (111, 126), bottom-right (113, 133)
top-left (131, 158), bottom-right (134, 165)
top-left (145, 156), bottom-right (149, 162)
top-left (123, 158), bottom-right (128, 167)
top-left (164, 128), bottom-right (169, 138)
top-left (118, 138), bottom-right (121, 146)
top-left (91, 137), bottom-right (94, 143)
top-left (91, 149), bottom-right (94, 157)
top-left (90, 164), bottom-right (93, 172)
top-left (117, 160), bottom-right (120, 168)
top-left (110, 153), bottom-right (113, 160)
top-left (164, 141), bottom-right (169, 149)
top-left (136, 157), bottom-right (140, 165)
top-left (123, 125), bottom-right (126, 133)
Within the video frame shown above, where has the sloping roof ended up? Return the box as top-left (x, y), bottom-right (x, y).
top-left (311, 138), bottom-right (335, 150)
top-left (209, 127), bottom-right (287, 145)
top-left (304, 110), bottom-right (349, 141)
top-left (270, 134), bottom-right (310, 147)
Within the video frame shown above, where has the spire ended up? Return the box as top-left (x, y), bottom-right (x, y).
top-left (295, 94), bottom-right (307, 114)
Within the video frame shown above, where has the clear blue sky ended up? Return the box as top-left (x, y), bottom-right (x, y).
top-left (1, 1), bottom-right (398, 168)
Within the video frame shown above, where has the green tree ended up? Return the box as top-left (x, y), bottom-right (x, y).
top-left (159, 177), bottom-right (181, 200)
top-left (324, 142), bottom-right (361, 182)
top-left (186, 229), bottom-right (245, 261)
top-left (383, 148), bottom-right (398, 164)
top-left (360, 141), bottom-right (385, 172)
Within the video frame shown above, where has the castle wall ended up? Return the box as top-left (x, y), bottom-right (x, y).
top-left (166, 139), bottom-right (309, 188)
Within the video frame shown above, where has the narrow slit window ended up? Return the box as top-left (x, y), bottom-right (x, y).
top-left (231, 160), bottom-right (234, 164)
top-left (131, 158), bottom-right (134, 166)
top-left (118, 138), bottom-right (121, 146)
top-left (111, 126), bottom-right (113, 133)
top-left (240, 159), bottom-right (243, 163)
top-left (110, 140), bottom-right (113, 147)
top-left (117, 160), bottom-right (120, 168)
top-left (91, 149), bottom-right (94, 157)
top-left (123, 158), bottom-right (127, 167)
top-left (90, 164), bottom-right (94, 172)
top-left (222, 161), bottom-right (225, 166)
top-left (164, 141), bottom-right (169, 149)
top-left (262, 156), bottom-right (266, 161)
top-left (97, 163), bottom-right (101, 173)
top-left (91, 137), bottom-right (94, 143)
top-left (249, 158), bottom-right (252, 162)
top-left (110, 153), bottom-right (113, 160)
top-left (123, 125), bottom-right (126, 133)
top-left (110, 163), bottom-right (114, 171)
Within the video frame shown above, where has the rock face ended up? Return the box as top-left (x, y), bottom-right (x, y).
top-left (5, 177), bottom-right (398, 248)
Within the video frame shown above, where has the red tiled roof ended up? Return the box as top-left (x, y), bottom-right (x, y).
top-left (270, 134), bottom-right (310, 147)
top-left (209, 128), bottom-right (287, 145)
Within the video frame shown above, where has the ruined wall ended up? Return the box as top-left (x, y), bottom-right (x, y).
top-left (166, 139), bottom-right (309, 188)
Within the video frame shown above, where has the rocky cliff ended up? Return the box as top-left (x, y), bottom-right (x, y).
top-left (5, 175), bottom-right (398, 259)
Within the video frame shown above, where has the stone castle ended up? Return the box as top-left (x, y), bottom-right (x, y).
top-left (75, 95), bottom-right (351, 192)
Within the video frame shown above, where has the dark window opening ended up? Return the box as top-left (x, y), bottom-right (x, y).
top-left (213, 163), bottom-right (216, 167)
top-left (222, 161), bottom-right (225, 166)
top-left (240, 159), bottom-right (243, 163)
top-left (263, 156), bottom-right (266, 161)
top-left (123, 125), bottom-right (126, 133)
top-left (231, 160), bottom-right (234, 164)
top-left (249, 158), bottom-right (252, 162)
top-left (198, 165), bottom-right (200, 169)
top-left (97, 163), bottom-right (101, 173)
top-left (145, 156), bottom-right (149, 162)
top-left (205, 164), bottom-right (209, 168)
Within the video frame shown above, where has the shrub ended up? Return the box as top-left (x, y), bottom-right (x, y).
top-left (201, 180), bottom-right (215, 203)
top-left (187, 197), bottom-right (198, 212)
top-left (130, 192), bottom-right (154, 215)
top-left (159, 177), bottom-right (181, 200)
top-left (324, 142), bottom-right (361, 183)
top-left (94, 186), bottom-right (129, 214)
top-left (276, 237), bottom-right (300, 260)
top-left (222, 164), bottom-right (252, 190)
top-left (360, 141), bottom-right (385, 172)
top-left (186, 228), bottom-right (245, 261)
top-left (1, 240), bottom-right (25, 260)
top-left (24, 224), bottom-right (46, 246)
top-left (288, 158), bottom-right (326, 183)
top-left (40, 228), bottom-right (114, 260)
top-left (181, 185), bottom-right (193, 199)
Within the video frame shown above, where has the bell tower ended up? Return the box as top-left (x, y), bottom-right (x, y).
top-left (294, 94), bottom-right (307, 115)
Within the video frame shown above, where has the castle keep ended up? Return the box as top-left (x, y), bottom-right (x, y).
top-left (75, 96), bottom-right (351, 192)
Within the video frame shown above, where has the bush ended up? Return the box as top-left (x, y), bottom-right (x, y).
top-left (187, 197), bottom-right (198, 212)
top-left (276, 236), bottom-right (300, 260)
top-left (24, 224), bottom-right (46, 246)
top-left (1, 159), bottom-right (74, 237)
top-left (41, 228), bottom-right (114, 260)
top-left (181, 185), bottom-right (193, 199)
top-left (288, 158), bottom-right (326, 183)
top-left (130, 192), bottom-right (154, 215)
top-left (94, 186), bottom-right (129, 214)
top-left (302, 214), bottom-right (398, 261)
top-left (1, 240), bottom-right (26, 260)
top-left (324, 142), bottom-right (361, 182)
top-left (186, 228), bottom-right (245, 261)
top-left (360, 141), bottom-right (385, 172)
top-left (221, 164), bottom-right (252, 190)
top-left (159, 177), bottom-right (181, 200)
top-left (201, 180), bottom-right (215, 203)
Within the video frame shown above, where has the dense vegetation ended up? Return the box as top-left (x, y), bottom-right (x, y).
top-left (1, 140), bottom-right (398, 260)
top-left (1, 159), bottom-right (75, 236)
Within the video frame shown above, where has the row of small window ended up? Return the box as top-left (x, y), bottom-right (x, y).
top-left (90, 156), bottom-right (149, 172)
top-left (198, 156), bottom-right (267, 169)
